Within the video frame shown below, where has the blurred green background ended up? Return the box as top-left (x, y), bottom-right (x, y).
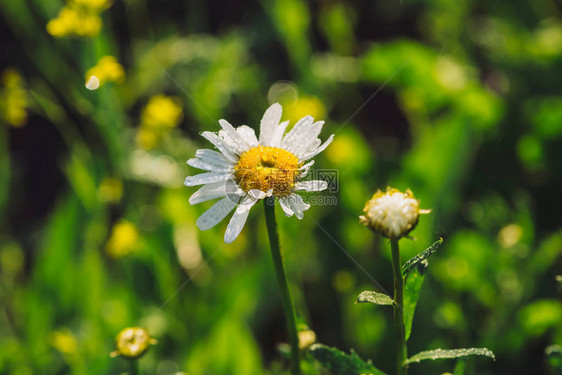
top-left (1, 0), bottom-right (562, 374)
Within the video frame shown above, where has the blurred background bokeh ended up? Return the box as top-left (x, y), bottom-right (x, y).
top-left (1, 0), bottom-right (562, 374)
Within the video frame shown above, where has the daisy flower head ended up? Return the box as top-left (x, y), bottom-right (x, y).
top-left (185, 103), bottom-right (334, 243)
top-left (360, 187), bottom-right (431, 239)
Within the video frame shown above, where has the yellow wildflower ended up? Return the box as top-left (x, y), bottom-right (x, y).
top-left (46, 0), bottom-right (112, 38)
top-left (110, 327), bottom-right (157, 359)
top-left (85, 56), bottom-right (125, 89)
top-left (50, 329), bottom-right (79, 357)
top-left (135, 95), bottom-right (183, 149)
top-left (98, 177), bottom-right (123, 202)
top-left (284, 96), bottom-right (326, 125)
top-left (86, 56), bottom-right (125, 90)
top-left (0, 69), bottom-right (28, 127)
top-left (140, 95), bottom-right (183, 130)
top-left (46, 5), bottom-right (103, 38)
top-left (106, 220), bottom-right (139, 258)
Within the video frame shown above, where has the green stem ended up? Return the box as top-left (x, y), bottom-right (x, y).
top-left (391, 239), bottom-right (407, 375)
top-left (263, 197), bottom-right (300, 375)
top-left (129, 359), bottom-right (139, 375)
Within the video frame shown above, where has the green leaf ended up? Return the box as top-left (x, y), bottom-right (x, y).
top-left (405, 348), bottom-right (495, 365)
top-left (403, 261), bottom-right (428, 341)
top-left (402, 237), bottom-right (443, 275)
top-left (356, 291), bottom-right (394, 306)
top-left (546, 345), bottom-right (562, 372)
top-left (308, 343), bottom-right (387, 375)
top-left (453, 359), bottom-right (467, 375)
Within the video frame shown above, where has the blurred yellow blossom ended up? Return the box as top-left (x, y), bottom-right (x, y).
top-left (136, 95), bottom-right (183, 149)
top-left (498, 224), bottom-right (523, 248)
top-left (141, 95), bottom-right (183, 129)
top-left (85, 56), bottom-right (125, 89)
top-left (284, 96), bottom-right (326, 125)
top-left (0, 69), bottom-right (28, 127)
top-left (106, 220), bottom-right (139, 258)
top-left (110, 327), bottom-right (157, 359)
top-left (98, 177), bottom-right (123, 203)
top-left (50, 329), bottom-right (79, 358)
top-left (325, 134), bottom-right (355, 164)
top-left (46, 0), bottom-right (112, 38)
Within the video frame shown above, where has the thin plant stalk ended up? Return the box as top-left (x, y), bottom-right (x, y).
top-left (390, 239), bottom-right (407, 375)
top-left (264, 197), bottom-right (300, 375)
top-left (129, 359), bottom-right (139, 375)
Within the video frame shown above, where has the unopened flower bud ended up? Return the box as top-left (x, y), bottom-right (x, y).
top-left (110, 327), bottom-right (157, 359)
top-left (360, 187), bottom-right (430, 239)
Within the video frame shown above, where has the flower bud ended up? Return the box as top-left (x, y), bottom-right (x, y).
top-left (110, 327), bottom-right (157, 359)
top-left (360, 187), bottom-right (430, 239)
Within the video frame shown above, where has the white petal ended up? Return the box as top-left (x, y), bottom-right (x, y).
top-left (259, 103), bottom-right (282, 146)
top-left (196, 196), bottom-right (240, 231)
top-left (286, 193), bottom-right (310, 220)
top-left (269, 120), bottom-right (289, 147)
top-left (224, 195), bottom-right (258, 243)
top-left (291, 121), bottom-right (324, 158)
top-left (194, 149), bottom-right (233, 168)
top-left (281, 115), bottom-right (314, 152)
top-left (189, 180), bottom-right (243, 205)
top-left (187, 158), bottom-right (232, 173)
top-left (218, 130), bottom-right (245, 155)
top-left (248, 189), bottom-right (272, 199)
top-left (299, 160), bottom-right (315, 178)
top-left (236, 125), bottom-right (259, 147)
top-left (201, 131), bottom-right (239, 162)
top-left (184, 172), bottom-right (231, 186)
top-left (299, 134), bottom-right (335, 161)
top-left (295, 180), bottom-right (328, 192)
top-left (278, 196), bottom-right (295, 217)
top-left (219, 119), bottom-right (251, 152)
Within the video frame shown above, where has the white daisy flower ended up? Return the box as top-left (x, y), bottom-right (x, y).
top-left (185, 103), bottom-right (334, 243)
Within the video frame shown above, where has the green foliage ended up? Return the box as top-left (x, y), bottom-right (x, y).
top-left (403, 260), bottom-right (428, 341)
top-left (402, 238), bottom-right (443, 275)
top-left (405, 348), bottom-right (495, 365)
top-left (308, 344), bottom-right (387, 375)
top-left (356, 291), bottom-right (394, 306)
top-left (546, 345), bottom-right (562, 374)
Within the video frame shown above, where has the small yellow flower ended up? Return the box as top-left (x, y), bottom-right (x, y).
top-left (135, 95), bottom-right (183, 149)
top-left (106, 220), bottom-right (139, 258)
top-left (360, 187), bottom-right (430, 239)
top-left (110, 327), bottom-right (157, 359)
top-left (284, 96), bottom-right (326, 125)
top-left (85, 56), bottom-right (125, 89)
top-left (46, 0), bottom-right (111, 38)
top-left (0, 69), bottom-right (28, 127)
top-left (50, 329), bottom-right (79, 357)
top-left (140, 95), bottom-right (183, 130)
top-left (98, 177), bottom-right (123, 202)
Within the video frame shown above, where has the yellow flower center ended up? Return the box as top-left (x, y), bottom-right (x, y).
top-left (234, 146), bottom-right (301, 196)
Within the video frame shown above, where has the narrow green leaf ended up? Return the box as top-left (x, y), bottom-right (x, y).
top-left (402, 237), bottom-right (443, 275)
top-left (356, 291), bottom-right (394, 306)
top-left (405, 348), bottom-right (495, 365)
top-left (403, 261), bottom-right (427, 341)
top-left (453, 359), bottom-right (467, 375)
top-left (546, 345), bottom-right (562, 372)
top-left (308, 343), bottom-right (387, 375)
